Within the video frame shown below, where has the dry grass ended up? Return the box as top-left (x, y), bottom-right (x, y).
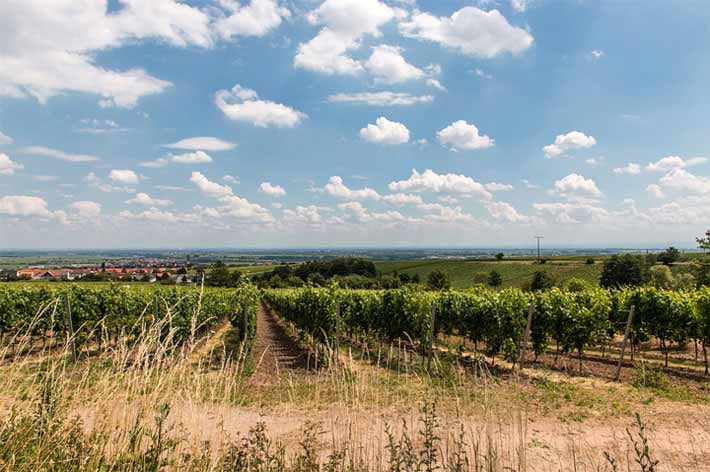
top-left (2, 303), bottom-right (710, 471)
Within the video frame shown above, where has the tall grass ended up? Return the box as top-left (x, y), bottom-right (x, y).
top-left (0, 297), bottom-right (676, 471)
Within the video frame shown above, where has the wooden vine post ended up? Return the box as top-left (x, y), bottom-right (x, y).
top-left (242, 302), bottom-right (249, 342)
top-left (518, 303), bottom-right (534, 369)
top-left (335, 303), bottom-right (341, 364)
top-left (63, 293), bottom-right (78, 363)
top-left (615, 304), bottom-right (635, 381)
top-left (428, 302), bottom-right (436, 371)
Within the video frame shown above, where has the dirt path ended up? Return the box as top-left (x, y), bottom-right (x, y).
top-left (250, 303), bottom-right (311, 383)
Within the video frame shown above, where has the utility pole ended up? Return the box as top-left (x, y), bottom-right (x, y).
top-left (534, 236), bottom-right (544, 263)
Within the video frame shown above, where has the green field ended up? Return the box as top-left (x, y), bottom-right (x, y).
top-left (375, 259), bottom-right (603, 289)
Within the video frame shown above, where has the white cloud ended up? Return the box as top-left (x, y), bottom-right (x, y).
top-left (324, 176), bottom-right (381, 200)
top-left (365, 45), bottom-right (424, 84)
top-left (484, 182), bottom-right (514, 192)
top-left (543, 131), bottom-right (597, 159)
top-left (646, 184), bottom-right (665, 199)
top-left (85, 172), bottom-right (134, 193)
top-left (223, 175), bottom-right (240, 184)
top-left (190, 172), bottom-right (233, 198)
top-left (21, 146), bottom-right (98, 163)
top-left (259, 182), bottom-right (286, 197)
top-left (109, 169), bottom-right (140, 185)
top-left (484, 200), bottom-right (528, 222)
top-left (389, 168), bottom-right (492, 199)
top-left (214, 0), bottom-right (290, 40)
top-left (119, 209), bottom-right (180, 224)
top-left (613, 163), bottom-right (641, 175)
top-left (416, 202), bottom-right (477, 223)
top-left (586, 157), bottom-right (604, 166)
top-left (473, 68), bottom-right (493, 79)
top-left (0, 132), bottom-right (13, 145)
top-left (590, 50), bottom-right (605, 59)
top-left (126, 192), bottom-right (173, 207)
top-left (399, 6), bottom-right (533, 58)
top-left (339, 201), bottom-right (411, 224)
top-left (646, 155), bottom-right (707, 172)
top-left (294, 0), bottom-right (395, 75)
top-left (283, 205), bottom-right (324, 225)
top-left (70, 201), bottom-right (101, 218)
top-left (163, 136), bottom-right (236, 152)
top-left (437, 120), bottom-right (494, 151)
top-left (0, 195), bottom-right (53, 218)
top-left (75, 119), bottom-right (126, 134)
top-left (215, 84), bottom-right (306, 127)
top-left (0, 0), bottom-right (215, 108)
top-left (533, 202), bottom-right (609, 224)
top-left (220, 195), bottom-right (273, 222)
top-left (510, 0), bottom-right (527, 13)
top-left (360, 117), bottom-right (410, 145)
top-left (140, 151), bottom-right (213, 168)
top-left (0, 153), bottom-right (23, 175)
top-left (552, 173), bottom-right (603, 199)
top-left (327, 91), bottom-right (434, 106)
top-left (382, 193), bottom-right (423, 206)
top-left (658, 168), bottom-right (710, 195)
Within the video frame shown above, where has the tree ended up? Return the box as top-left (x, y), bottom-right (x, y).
top-left (697, 229), bottom-right (710, 252)
top-left (648, 265), bottom-right (674, 289)
top-left (488, 270), bottom-right (502, 287)
top-left (657, 246), bottom-right (681, 265)
top-left (207, 261), bottom-right (240, 287)
top-left (495, 252), bottom-right (504, 261)
top-left (585, 257), bottom-right (595, 265)
top-left (530, 271), bottom-right (555, 291)
top-left (427, 270), bottom-right (451, 290)
top-left (599, 254), bottom-right (647, 288)
top-left (693, 259), bottom-right (710, 287)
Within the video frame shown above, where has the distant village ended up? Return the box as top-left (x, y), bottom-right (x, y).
top-left (13, 264), bottom-right (200, 284)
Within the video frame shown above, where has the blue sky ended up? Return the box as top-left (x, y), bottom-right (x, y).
top-left (1, 0), bottom-right (709, 249)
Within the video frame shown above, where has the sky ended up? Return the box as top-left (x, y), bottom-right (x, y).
top-left (1, 0), bottom-right (710, 250)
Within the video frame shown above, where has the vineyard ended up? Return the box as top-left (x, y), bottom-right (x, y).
top-left (264, 285), bottom-right (710, 375)
top-left (0, 283), bottom-right (260, 357)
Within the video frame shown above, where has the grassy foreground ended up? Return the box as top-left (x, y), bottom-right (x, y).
top-left (2, 305), bottom-right (710, 471)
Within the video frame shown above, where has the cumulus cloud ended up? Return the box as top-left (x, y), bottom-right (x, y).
top-left (259, 182), bottom-right (286, 197)
top-left (119, 208), bottom-right (180, 224)
top-left (215, 84), bottom-right (306, 127)
top-left (437, 120), bottom-right (494, 151)
top-left (543, 131), bottom-right (597, 159)
top-left (141, 151), bottom-right (213, 168)
top-left (484, 182), bottom-right (514, 192)
top-left (483, 200), bottom-right (528, 222)
top-left (86, 172), bottom-right (135, 193)
top-left (223, 175), bottom-right (240, 184)
top-left (163, 136), bottom-right (236, 152)
top-left (382, 193), bottom-right (423, 206)
top-left (126, 192), bottom-right (173, 206)
top-left (0, 132), bottom-right (13, 145)
top-left (109, 169), bottom-right (140, 185)
top-left (646, 155), bottom-right (707, 172)
top-left (190, 172), bottom-right (233, 198)
top-left (0, 0), bottom-right (216, 107)
top-left (70, 201), bottom-right (101, 218)
top-left (360, 117), bottom-right (410, 145)
top-left (533, 202), bottom-right (609, 224)
top-left (389, 169), bottom-right (492, 199)
top-left (399, 6), bottom-right (533, 58)
top-left (658, 168), bottom-right (710, 195)
top-left (214, 0), bottom-right (290, 40)
top-left (220, 195), bottom-right (273, 222)
top-left (324, 176), bottom-right (381, 200)
top-left (0, 195), bottom-right (53, 218)
top-left (613, 163), bottom-right (641, 175)
top-left (646, 184), bottom-right (665, 199)
top-left (510, 0), bottom-right (527, 13)
top-left (552, 173), bottom-right (603, 199)
top-left (20, 146), bottom-right (98, 163)
top-left (327, 91), bottom-right (434, 106)
top-left (364, 45), bottom-right (424, 84)
top-left (0, 153), bottom-right (23, 175)
top-left (294, 0), bottom-right (396, 75)
top-left (283, 205), bottom-right (324, 225)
